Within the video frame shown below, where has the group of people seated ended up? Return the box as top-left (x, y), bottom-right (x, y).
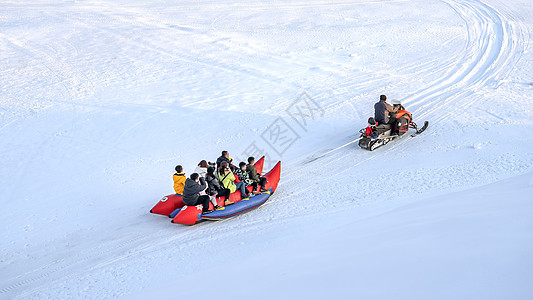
top-left (172, 151), bottom-right (267, 213)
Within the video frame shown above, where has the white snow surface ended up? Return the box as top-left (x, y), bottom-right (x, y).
top-left (1, 0), bottom-right (532, 299)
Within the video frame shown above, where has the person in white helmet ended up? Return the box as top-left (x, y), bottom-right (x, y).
top-left (391, 99), bottom-right (405, 111)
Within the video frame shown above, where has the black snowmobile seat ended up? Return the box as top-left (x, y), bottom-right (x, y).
top-left (376, 124), bottom-right (391, 130)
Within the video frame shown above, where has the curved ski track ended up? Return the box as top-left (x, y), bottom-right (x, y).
top-left (405, 0), bottom-right (526, 123)
top-left (296, 0), bottom-right (526, 169)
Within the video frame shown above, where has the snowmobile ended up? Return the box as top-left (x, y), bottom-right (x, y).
top-left (358, 110), bottom-right (428, 151)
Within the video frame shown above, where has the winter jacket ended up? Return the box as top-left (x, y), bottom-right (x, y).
top-left (374, 100), bottom-right (397, 124)
top-left (390, 105), bottom-right (407, 119)
top-left (217, 170), bottom-right (237, 193)
top-left (194, 166), bottom-right (208, 178)
top-left (205, 174), bottom-right (222, 196)
top-left (173, 173), bottom-right (186, 194)
top-left (234, 168), bottom-right (253, 186)
top-left (182, 177), bottom-right (207, 206)
top-left (216, 155), bottom-right (228, 168)
top-left (246, 164), bottom-right (260, 182)
top-left (216, 155), bottom-right (233, 169)
top-left (393, 110), bottom-right (411, 120)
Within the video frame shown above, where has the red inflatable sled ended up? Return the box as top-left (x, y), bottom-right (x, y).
top-left (150, 156), bottom-right (269, 219)
top-left (150, 194), bottom-right (184, 216)
top-left (171, 159), bottom-right (281, 225)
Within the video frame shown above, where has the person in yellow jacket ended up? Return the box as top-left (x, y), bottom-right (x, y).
top-left (173, 165), bottom-right (186, 195)
top-left (216, 161), bottom-right (248, 202)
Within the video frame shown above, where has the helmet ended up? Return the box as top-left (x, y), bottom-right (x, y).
top-left (391, 99), bottom-right (401, 105)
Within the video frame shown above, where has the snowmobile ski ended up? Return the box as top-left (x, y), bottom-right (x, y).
top-left (411, 121), bottom-right (429, 137)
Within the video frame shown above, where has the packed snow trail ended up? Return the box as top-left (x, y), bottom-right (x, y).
top-left (404, 0), bottom-right (527, 124)
top-left (301, 0), bottom-right (527, 167)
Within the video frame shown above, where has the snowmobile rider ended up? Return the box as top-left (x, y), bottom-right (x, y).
top-left (246, 157), bottom-right (267, 193)
top-left (391, 99), bottom-right (405, 112)
top-left (182, 173), bottom-right (214, 213)
top-left (374, 94), bottom-right (399, 135)
top-left (173, 165), bottom-right (186, 195)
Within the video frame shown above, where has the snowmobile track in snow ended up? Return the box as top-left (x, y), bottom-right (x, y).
top-left (288, 0), bottom-right (528, 213)
top-left (303, 0), bottom-right (526, 163)
top-left (1, 221), bottom-right (213, 297)
top-left (406, 0), bottom-right (527, 124)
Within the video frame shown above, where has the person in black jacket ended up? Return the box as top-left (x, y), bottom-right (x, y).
top-left (182, 173), bottom-right (212, 212)
top-left (216, 150), bottom-right (235, 170)
top-left (205, 167), bottom-right (225, 209)
top-left (374, 94), bottom-right (399, 135)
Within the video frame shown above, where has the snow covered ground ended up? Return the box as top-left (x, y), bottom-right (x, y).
top-left (1, 0), bottom-right (532, 299)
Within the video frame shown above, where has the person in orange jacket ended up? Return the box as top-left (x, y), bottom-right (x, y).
top-left (173, 165), bottom-right (186, 195)
top-left (390, 99), bottom-right (413, 135)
